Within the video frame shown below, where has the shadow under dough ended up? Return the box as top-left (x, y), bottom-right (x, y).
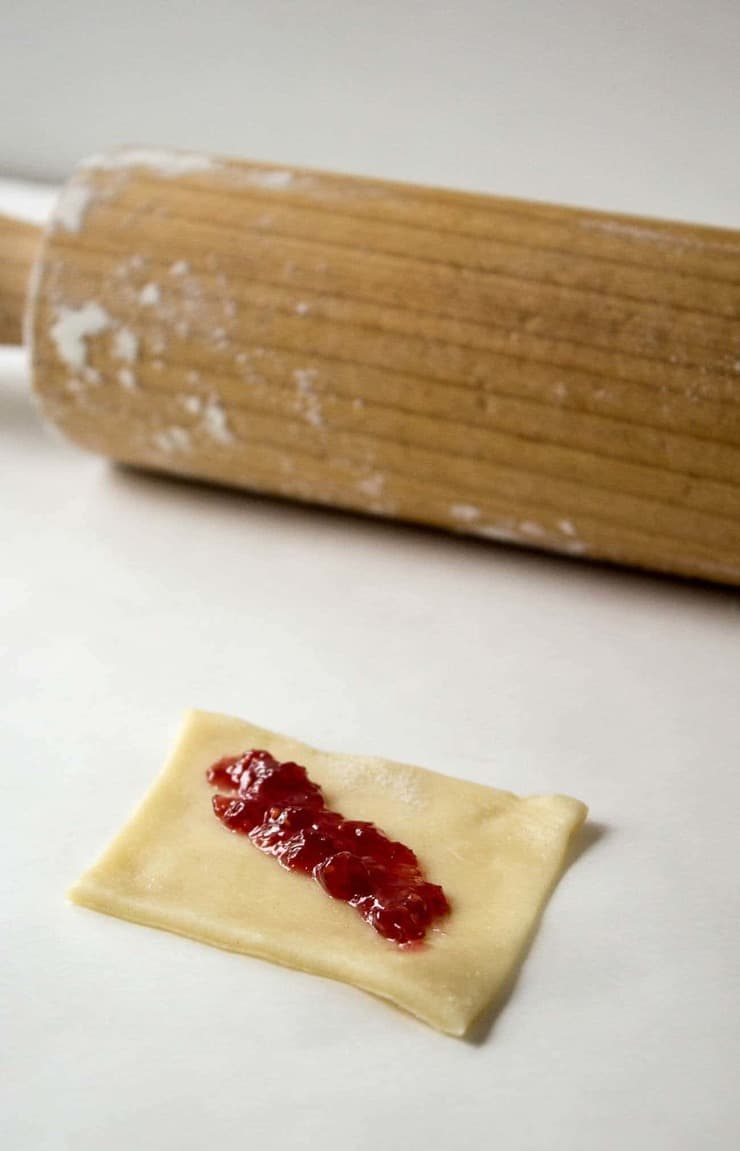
top-left (464, 820), bottom-right (609, 1046)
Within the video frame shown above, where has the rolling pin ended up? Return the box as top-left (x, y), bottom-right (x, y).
top-left (2, 147), bottom-right (739, 585)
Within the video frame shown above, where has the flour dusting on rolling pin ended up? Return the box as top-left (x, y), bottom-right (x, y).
top-left (0, 146), bottom-right (738, 584)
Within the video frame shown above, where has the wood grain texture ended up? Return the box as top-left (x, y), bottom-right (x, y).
top-left (0, 214), bottom-right (39, 344)
top-left (28, 149), bottom-right (740, 583)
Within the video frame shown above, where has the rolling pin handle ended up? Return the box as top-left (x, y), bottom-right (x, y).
top-left (0, 213), bottom-right (42, 346)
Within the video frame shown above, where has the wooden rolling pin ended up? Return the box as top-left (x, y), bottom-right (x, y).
top-left (2, 148), bottom-right (739, 584)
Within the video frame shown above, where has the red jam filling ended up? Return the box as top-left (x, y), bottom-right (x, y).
top-left (207, 750), bottom-right (450, 945)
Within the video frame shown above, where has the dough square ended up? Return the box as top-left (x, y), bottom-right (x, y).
top-left (69, 710), bottom-right (588, 1037)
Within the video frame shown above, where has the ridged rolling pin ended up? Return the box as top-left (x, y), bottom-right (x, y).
top-left (2, 148), bottom-right (739, 584)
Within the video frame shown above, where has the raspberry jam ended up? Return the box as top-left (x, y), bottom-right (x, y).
top-left (207, 750), bottom-right (450, 945)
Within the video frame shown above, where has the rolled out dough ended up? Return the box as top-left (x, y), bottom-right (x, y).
top-left (69, 710), bottom-right (588, 1036)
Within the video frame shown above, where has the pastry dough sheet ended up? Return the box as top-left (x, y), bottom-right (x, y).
top-left (69, 710), bottom-right (587, 1036)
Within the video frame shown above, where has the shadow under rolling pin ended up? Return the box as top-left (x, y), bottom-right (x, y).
top-left (1, 147), bottom-right (739, 585)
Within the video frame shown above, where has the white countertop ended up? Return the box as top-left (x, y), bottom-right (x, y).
top-left (3, 323), bottom-right (739, 1150)
top-left (2, 5), bottom-right (739, 1145)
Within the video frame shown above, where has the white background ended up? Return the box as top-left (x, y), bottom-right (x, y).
top-left (1, 0), bottom-right (739, 225)
top-left (1, 3), bottom-right (739, 1150)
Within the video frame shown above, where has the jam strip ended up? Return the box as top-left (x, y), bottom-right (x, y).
top-left (207, 750), bottom-right (449, 945)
